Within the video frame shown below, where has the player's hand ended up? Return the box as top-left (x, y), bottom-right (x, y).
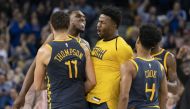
top-left (13, 95), bottom-right (25, 109)
top-left (177, 46), bottom-right (188, 59)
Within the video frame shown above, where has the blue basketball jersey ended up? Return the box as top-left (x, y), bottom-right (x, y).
top-left (128, 57), bottom-right (164, 109)
top-left (46, 38), bottom-right (88, 109)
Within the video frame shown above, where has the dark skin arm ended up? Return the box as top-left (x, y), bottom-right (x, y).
top-left (166, 53), bottom-right (178, 94)
top-left (118, 61), bottom-right (136, 109)
top-left (13, 34), bottom-right (54, 109)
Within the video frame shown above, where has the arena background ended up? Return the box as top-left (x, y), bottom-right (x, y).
top-left (0, 0), bottom-right (190, 109)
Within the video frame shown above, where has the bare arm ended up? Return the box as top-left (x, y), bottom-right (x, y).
top-left (166, 53), bottom-right (178, 94)
top-left (34, 45), bottom-right (51, 91)
top-left (159, 67), bottom-right (168, 109)
top-left (118, 61), bottom-right (136, 109)
top-left (13, 34), bottom-right (54, 109)
top-left (81, 44), bottom-right (96, 93)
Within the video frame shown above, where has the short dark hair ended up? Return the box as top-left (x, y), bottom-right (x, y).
top-left (139, 24), bottom-right (162, 49)
top-left (101, 6), bottom-right (121, 28)
top-left (68, 9), bottom-right (79, 15)
top-left (50, 11), bottom-right (69, 31)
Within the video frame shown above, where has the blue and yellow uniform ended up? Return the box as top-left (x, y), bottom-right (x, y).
top-left (46, 38), bottom-right (88, 109)
top-left (152, 49), bottom-right (170, 78)
top-left (128, 57), bottom-right (164, 109)
top-left (87, 36), bottom-right (133, 109)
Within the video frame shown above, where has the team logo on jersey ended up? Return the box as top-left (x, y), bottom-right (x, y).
top-left (149, 63), bottom-right (151, 68)
top-left (91, 47), bottom-right (107, 60)
top-left (65, 43), bottom-right (68, 47)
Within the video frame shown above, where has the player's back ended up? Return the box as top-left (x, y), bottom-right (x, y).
top-left (128, 57), bottom-right (164, 109)
top-left (46, 38), bottom-right (87, 109)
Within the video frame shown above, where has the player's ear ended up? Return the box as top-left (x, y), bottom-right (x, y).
top-left (49, 23), bottom-right (55, 35)
top-left (135, 37), bottom-right (140, 49)
top-left (136, 37), bottom-right (140, 44)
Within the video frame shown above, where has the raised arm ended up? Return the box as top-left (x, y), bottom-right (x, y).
top-left (118, 60), bottom-right (136, 109)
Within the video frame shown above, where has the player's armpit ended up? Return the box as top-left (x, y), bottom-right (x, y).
top-left (81, 44), bottom-right (96, 93)
top-left (118, 61), bottom-right (136, 109)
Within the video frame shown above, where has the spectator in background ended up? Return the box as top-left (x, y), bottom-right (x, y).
top-left (53, 0), bottom-right (69, 13)
top-left (167, 2), bottom-right (187, 33)
top-left (0, 55), bottom-right (10, 75)
top-left (0, 40), bottom-right (8, 63)
top-left (163, 34), bottom-right (176, 49)
top-left (8, 88), bottom-right (18, 107)
top-left (26, 33), bottom-right (37, 57)
top-left (134, 15), bottom-right (142, 27)
top-left (36, 2), bottom-right (51, 27)
top-left (9, 9), bottom-right (31, 48)
top-left (137, 0), bottom-right (159, 25)
top-left (12, 67), bottom-right (24, 87)
top-left (30, 12), bottom-right (41, 48)
top-left (125, 26), bottom-right (139, 49)
top-left (176, 46), bottom-right (190, 109)
top-left (0, 74), bottom-right (13, 109)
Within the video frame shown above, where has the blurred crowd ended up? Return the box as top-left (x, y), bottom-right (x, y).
top-left (0, 0), bottom-right (190, 109)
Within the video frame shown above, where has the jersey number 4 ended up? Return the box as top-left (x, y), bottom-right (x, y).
top-left (65, 60), bottom-right (78, 78)
top-left (145, 82), bottom-right (155, 101)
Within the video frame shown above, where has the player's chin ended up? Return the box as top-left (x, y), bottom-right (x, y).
top-left (97, 32), bottom-right (102, 38)
top-left (79, 28), bottom-right (85, 32)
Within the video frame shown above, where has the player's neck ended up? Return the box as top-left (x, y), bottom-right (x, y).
top-left (54, 31), bottom-right (69, 40)
top-left (103, 30), bottom-right (118, 41)
top-left (151, 46), bottom-right (162, 55)
top-left (137, 47), bottom-right (152, 59)
top-left (67, 28), bottom-right (80, 38)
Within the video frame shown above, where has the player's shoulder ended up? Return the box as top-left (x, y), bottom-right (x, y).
top-left (117, 36), bottom-right (131, 47)
top-left (80, 38), bottom-right (90, 49)
top-left (36, 44), bottom-right (52, 61)
top-left (163, 49), bottom-right (175, 60)
top-left (117, 36), bottom-right (133, 51)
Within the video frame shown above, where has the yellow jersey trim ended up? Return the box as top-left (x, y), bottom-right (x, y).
top-left (129, 59), bottom-right (139, 72)
top-left (136, 57), bottom-right (154, 61)
top-left (46, 44), bottom-right (52, 51)
top-left (159, 62), bottom-right (165, 78)
top-left (53, 38), bottom-right (72, 42)
top-left (164, 52), bottom-right (170, 73)
top-left (68, 34), bottom-right (81, 43)
top-left (47, 75), bottom-right (52, 109)
top-left (68, 34), bottom-right (75, 38)
top-left (147, 105), bottom-right (160, 108)
top-left (152, 49), bottom-right (164, 57)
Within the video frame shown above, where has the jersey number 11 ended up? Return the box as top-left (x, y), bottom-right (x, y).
top-left (65, 60), bottom-right (78, 78)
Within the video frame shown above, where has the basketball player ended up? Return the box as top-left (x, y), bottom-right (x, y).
top-left (34, 11), bottom-right (91, 109)
top-left (87, 6), bottom-right (133, 109)
top-left (13, 10), bottom-right (95, 109)
top-left (151, 38), bottom-right (178, 94)
top-left (118, 24), bottom-right (168, 109)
